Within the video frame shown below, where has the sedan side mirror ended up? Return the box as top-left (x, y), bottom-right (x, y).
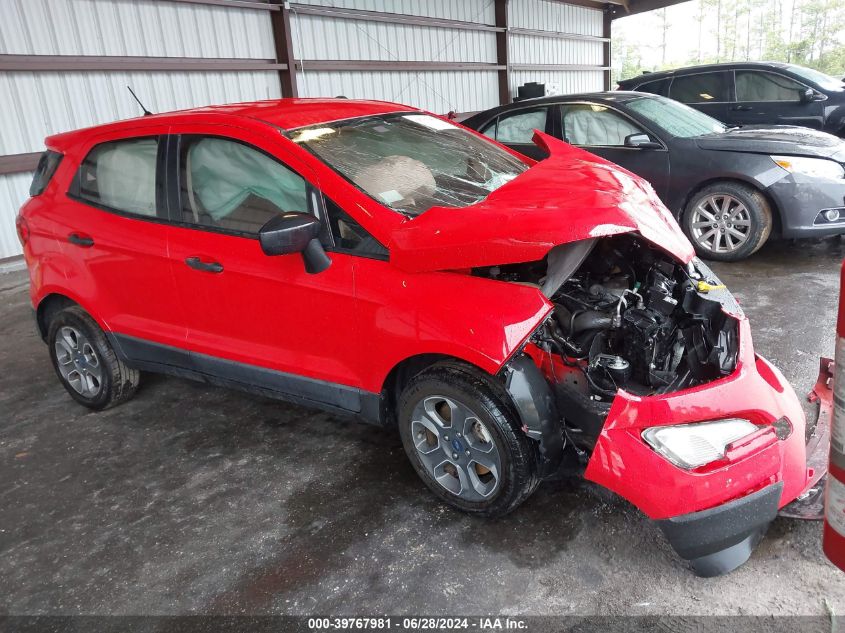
top-left (624, 133), bottom-right (662, 149)
top-left (800, 87), bottom-right (825, 103)
top-left (259, 212), bottom-right (331, 274)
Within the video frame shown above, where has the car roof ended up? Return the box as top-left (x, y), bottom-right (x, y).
top-left (46, 98), bottom-right (417, 149)
top-left (466, 91), bottom-right (651, 120)
top-left (618, 61), bottom-right (794, 85)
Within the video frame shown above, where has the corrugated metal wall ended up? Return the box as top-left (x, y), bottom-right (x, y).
top-left (0, 0), bottom-right (605, 261)
top-left (0, 0), bottom-right (281, 260)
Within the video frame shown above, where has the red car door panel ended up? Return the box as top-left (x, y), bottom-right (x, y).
top-left (165, 125), bottom-right (360, 390)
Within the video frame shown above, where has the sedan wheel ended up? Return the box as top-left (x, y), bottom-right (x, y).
top-left (682, 182), bottom-right (772, 262)
top-left (689, 194), bottom-right (751, 255)
top-left (410, 395), bottom-right (502, 501)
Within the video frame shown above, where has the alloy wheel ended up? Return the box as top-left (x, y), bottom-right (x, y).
top-left (410, 395), bottom-right (502, 501)
top-left (54, 326), bottom-right (103, 397)
top-left (689, 194), bottom-right (752, 254)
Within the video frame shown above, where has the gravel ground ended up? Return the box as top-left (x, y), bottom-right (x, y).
top-left (1, 237), bottom-right (844, 619)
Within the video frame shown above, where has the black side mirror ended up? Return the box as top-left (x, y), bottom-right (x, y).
top-left (624, 133), bottom-right (662, 149)
top-left (800, 87), bottom-right (825, 103)
top-left (259, 212), bottom-right (331, 274)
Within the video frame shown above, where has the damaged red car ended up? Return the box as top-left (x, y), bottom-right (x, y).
top-left (17, 99), bottom-right (829, 577)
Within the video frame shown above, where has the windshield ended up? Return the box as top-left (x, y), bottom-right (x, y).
top-left (627, 95), bottom-right (727, 138)
top-left (292, 113), bottom-right (528, 216)
top-left (786, 65), bottom-right (844, 91)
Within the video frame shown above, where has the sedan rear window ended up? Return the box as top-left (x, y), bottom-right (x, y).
top-left (292, 113), bottom-right (528, 216)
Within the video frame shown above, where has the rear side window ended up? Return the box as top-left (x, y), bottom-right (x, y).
top-left (29, 150), bottom-right (63, 196)
top-left (74, 137), bottom-right (161, 217)
top-left (669, 72), bottom-right (732, 103)
top-left (636, 78), bottom-right (669, 96)
top-left (491, 108), bottom-right (548, 144)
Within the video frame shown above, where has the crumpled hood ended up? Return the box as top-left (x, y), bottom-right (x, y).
top-left (389, 132), bottom-right (694, 273)
top-left (695, 125), bottom-right (845, 161)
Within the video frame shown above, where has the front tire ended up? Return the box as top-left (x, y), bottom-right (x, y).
top-left (397, 363), bottom-right (540, 517)
top-left (682, 182), bottom-right (772, 262)
top-left (47, 306), bottom-right (140, 410)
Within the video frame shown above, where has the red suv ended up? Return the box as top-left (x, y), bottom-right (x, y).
top-left (16, 98), bottom-right (829, 576)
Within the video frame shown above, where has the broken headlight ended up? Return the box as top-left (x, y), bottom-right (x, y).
top-left (642, 418), bottom-right (758, 469)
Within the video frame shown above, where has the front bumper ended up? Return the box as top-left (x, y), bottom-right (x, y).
top-left (583, 317), bottom-right (830, 575)
top-left (766, 173), bottom-right (845, 238)
top-left (657, 481), bottom-right (782, 577)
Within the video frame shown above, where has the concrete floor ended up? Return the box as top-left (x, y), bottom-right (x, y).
top-left (2, 238), bottom-right (845, 617)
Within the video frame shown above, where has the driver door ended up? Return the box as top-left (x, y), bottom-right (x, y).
top-left (164, 127), bottom-right (360, 393)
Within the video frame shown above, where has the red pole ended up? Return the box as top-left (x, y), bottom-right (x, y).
top-left (824, 260), bottom-right (845, 570)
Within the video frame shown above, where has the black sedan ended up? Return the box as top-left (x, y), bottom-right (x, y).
top-left (463, 92), bottom-right (845, 261)
top-left (617, 62), bottom-right (845, 137)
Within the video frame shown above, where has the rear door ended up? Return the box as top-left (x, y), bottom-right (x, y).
top-left (477, 105), bottom-right (553, 159)
top-left (667, 71), bottom-right (732, 123)
top-left (731, 69), bottom-right (825, 129)
top-left (55, 130), bottom-right (186, 350)
top-left (558, 102), bottom-right (671, 201)
top-left (164, 125), bottom-right (363, 398)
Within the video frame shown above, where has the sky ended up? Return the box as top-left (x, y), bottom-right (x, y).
top-left (611, 0), bottom-right (800, 72)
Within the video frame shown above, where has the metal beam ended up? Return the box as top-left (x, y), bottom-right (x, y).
top-left (269, 0), bottom-right (298, 97)
top-left (289, 3), bottom-right (503, 32)
top-left (609, 0), bottom-right (693, 19)
top-left (0, 152), bottom-right (41, 176)
top-left (495, 0), bottom-right (510, 105)
top-left (509, 63), bottom-right (610, 71)
top-left (603, 8), bottom-right (613, 89)
top-left (509, 27), bottom-right (609, 43)
top-left (294, 60), bottom-right (506, 72)
top-left (0, 55), bottom-right (287, 72)
top-left (156, 0), bottom-right (278, 10)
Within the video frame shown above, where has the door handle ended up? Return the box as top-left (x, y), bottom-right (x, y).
top-left (185, 256), bottom-right (223, 273)
top-left (67, 232), bottom-right (94, 247)
top-left (730, 105), bottom-right (753, 111)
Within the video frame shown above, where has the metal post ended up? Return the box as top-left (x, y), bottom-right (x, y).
top-left (495, 0), bottom-right (510, 105)
top-left (270, 1), bottom-right (298, 97)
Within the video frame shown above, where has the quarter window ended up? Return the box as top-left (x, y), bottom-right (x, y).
top-left (323, 197), bottom-right (388, 258)
top-left (560, 104), bottom-right (644, 147)
top-left (736, 71), bottom-right (805, 102)
top-left (669, 72), bottom-right (732, 103)
top-left (178, 136), bottom-right (309, 235)
top-left (493, 109), bottom-right (548, 144)
top-left (75, 137), bottom-right (160, 217)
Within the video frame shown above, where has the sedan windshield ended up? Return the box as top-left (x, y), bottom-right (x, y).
top-left (292, 113), bottom-right (528, 216)
top-left (627, 95), bottom-right (727, 138)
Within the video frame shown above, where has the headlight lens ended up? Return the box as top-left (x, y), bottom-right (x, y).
top-left (771, 155), bottom-right (845, 180)
top-left (642, 418), bottom-right (759, 469)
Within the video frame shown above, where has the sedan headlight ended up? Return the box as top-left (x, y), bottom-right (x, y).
top-left (642, 418), bottom-right (759, 469)
top-left (771, 155), bottom-right (845, 180)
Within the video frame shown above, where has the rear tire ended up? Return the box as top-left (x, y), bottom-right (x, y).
top-left (682, 182), bottom-right (772, 262)
top-left (397, 362), bottom-right (540, 517)
top-left (47, 306), bottom-right (140, 410)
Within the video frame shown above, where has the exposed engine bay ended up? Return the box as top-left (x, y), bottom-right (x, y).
top-left (477, 235), bottom-right (740, 451)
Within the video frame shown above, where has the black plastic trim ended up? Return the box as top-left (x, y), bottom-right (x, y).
top-left (107, 333), bottom-right (383, 425)
top-left (503, 353), bottom-right (563, 477)
top-left (657, 481), bottom-right (783, 577)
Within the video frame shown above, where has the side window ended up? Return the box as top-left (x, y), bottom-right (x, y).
top-left (480, 119), bottom-right (498, 139)
top-left (178, 136), bottom-right (309, 235)
top-left (736, 71), bottom-right (805, 102)
top-left (323, 197), bottom-right (388, 258)
top-left (75, 137), bottom-right (160, 217)
top-left (637, 78), bottom-right (669, 96)
top-left (30, 150), bottom-right (63, 196)
top-left (493, 108), bottom-right (548, 143)
top-left (669, 72), bottom-right (732, 103)
top-left (560, 104), bottom-right (645, 147)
